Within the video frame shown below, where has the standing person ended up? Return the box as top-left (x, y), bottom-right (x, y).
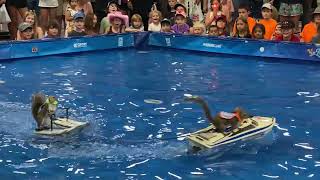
top-left (128, 0), bottom-right (157, 30)
top-left (232, 4), bottom-right (256, 35)
top-left (95, 0), bottom-right (113, 26)
top-left (277, 0), bottom-right (303, 33)
top-left (257, 3), bottom-right (277, 40)
top-left (300, 7), bottom-right (320, 43)
top-left (38, 0), bottom-right (59, 31)
top-left (77, 0), bottom-right (93, 15)
top-left (233, 16), bottom-right (251, 38)
top-left (5, 0), bottom-right (28, 40)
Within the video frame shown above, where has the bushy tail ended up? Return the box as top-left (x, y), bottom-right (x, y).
top-left (31, 92), bottom-right (46, 125)
top-left (184, 96), bottom-right (215, 123)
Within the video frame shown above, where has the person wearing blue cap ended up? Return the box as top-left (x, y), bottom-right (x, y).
top-left (68, 11), bottom-right (87, 37)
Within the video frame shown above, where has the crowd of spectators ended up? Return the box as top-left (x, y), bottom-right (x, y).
top-left (0, 0), bottom-right (319, 44)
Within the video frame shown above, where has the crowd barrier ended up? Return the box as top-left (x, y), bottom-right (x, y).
top-left (1, 32), bottom-right (320, 62)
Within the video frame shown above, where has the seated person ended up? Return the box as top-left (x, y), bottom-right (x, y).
top-left (171, 12), bottom-right (189, 34)
top-left (106, 11), bottom-right (128, 34)
top-left (275, 20), bottom-right (300, 42)
top-left (207, 25), bottom-right (219, 36)
top-left (43, 20), bottom-right (60, 39)
top-left (191, 22), bottom-right (206, 36)
top-left (68, 11), bottom-right (87, 37)
top-left (17, 22), bottom-right (34, 41)
top-left (252, 23), bottom-right (266, 40)
top-left (312, 24), bottom-right (320, 44)
top-left (160, 18), bottom-right (173, 33)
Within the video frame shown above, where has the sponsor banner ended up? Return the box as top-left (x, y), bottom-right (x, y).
top-left (148, 33), bottom-right (320, 62)
top-left (1, 34), bottom-right (135, 60)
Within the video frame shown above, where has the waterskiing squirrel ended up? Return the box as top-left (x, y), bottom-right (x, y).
top-left (185, 96), bottom-right (250, 133)
top-left (31, 92), bottom-right (58, 131)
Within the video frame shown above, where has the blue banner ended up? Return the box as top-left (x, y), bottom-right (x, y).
top-left (0, 33), bottom-right (135, 61)
top-left (148, 33), bottom-right (320, 62)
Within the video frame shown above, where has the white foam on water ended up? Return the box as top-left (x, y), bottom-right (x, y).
top-left (155, 176), bottom-right (164, 180)
top-left (297, 92), bottom-right (310, 96)
top-left (53, 72), bottom-right (68, 76)
top-left (168, 172), bottom-right (182, 179)
top-left (13, 171), bottom-right (26, 174)
top-left (294, 143), bottom-right (315, 150)
top-left (262, 174), bottom-right (279, 178)
top-left (123, 125), bottom-right (135, 132)
top-left (277, 164), bottom-right (288, 170)
top-left (126, 159), bottom-right (150, 169)
top-left (190, 172), bottom-right (204, 175)
top-left (129, 102), bottom-right (139, 107)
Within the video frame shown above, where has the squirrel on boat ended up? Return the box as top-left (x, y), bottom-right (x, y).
top-left (185, 96), bottom-right (250, 133)
top-left (31, 92), bottom-right (58, 131)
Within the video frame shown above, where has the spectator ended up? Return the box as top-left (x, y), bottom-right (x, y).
top-left (301, 7), bottom-right (320, 43)
top-left (84, 13), bottom-right (98, 35)
top-left (160, 18), bottom-right (173, 32)
top-left (191, 21), bottom-right (205, 35)
top-left (275, 20), bottom-right (300, 42)
top-left (6, 0), bottom-right (28, 40)
top-left (258, 3), bottom-right (277, 40)
top-left (17, 10), bottom-right (43, 40)
top-left (126, 13), bottom-right (144, 32)
top-left (205, 0), bottom-right (221, 27)
top-left (106, 11), bottom-right (128, 34)
top-left (44, 20), bottom-right (60, 38)
top-left (208, 24), bottom-right (219, 36)
top-left (171, 12), bottom-right (189, 34)
top-left (173, 3), bottom-right (193, 27)
top-left (167, 0), bottom-right (177, 19)
top-left (148, 10), bottom-right (162, 32)
top-left (271, 22), bottom-right (281, 40)
top-left (232, 4), bottom-right (256, 35)
top-left (252, 23), bottom-right (265, 39)
top-left (17, 22), bottom-right (34, 40)
top-left (311, 23), bottom-right (320, 44)
top-left (128, 0), bottom-right (157, 30)
top-left (278, 0), bottom-right (303, 33)
top-left (65, 0), bottom-right (78, 37)
top-left (234, 16), bottom-right (251, 38)
top-left (68, 11), bottom-right (87, 37)
top-left (77, 0), bottom-right (93, 15)
top-left (99, 1), bottom-right (119, 34)
top-left (216, 14), bottom-right (227, 36)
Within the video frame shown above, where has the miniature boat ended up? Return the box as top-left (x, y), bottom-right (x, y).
top-left (34, 117), bottom-right (89, 136)
top-left (186, 116), bottom-right (276, 150)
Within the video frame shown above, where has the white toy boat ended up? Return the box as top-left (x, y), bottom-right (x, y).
top-left (34, 118), bottom-right (89, 136)
top-left (186, 116), bottom-right (276, 150)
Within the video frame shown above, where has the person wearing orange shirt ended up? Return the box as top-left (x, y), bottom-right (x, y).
top-left (258, 3), bottom-right (277, 40)
top-left (232, 4), bottom-right (256, 36)
top-left (300, 7), bottom-right (320, 43)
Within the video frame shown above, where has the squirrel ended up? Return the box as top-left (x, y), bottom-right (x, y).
top-left (185, 96), bottom-right (250, 133)
top-left (31, 92), bottom-right (58, 131)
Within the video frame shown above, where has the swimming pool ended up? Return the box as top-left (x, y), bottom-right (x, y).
top-left (0, 48), bottom-right (319, 179)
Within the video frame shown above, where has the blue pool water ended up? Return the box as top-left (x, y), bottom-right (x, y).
top-left (0, 48), bottom-right (319, 179)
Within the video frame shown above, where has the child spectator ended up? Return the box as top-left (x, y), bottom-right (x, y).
top-left (17, 22), bottom-right (34, 40)
top-left (271, 23), bottom-right (282, 40)
top-left (216, 14), bottom-right (227, 36)
top-left (208, 25), bottom-right (219, 36)
top-left (65, 0), bottom-right (78, 37)
top-left (160, 18), bottom-right (173, 32)
top-left (106, 11), bottom-right (128, 34)
top-left (312, 24), bottom-right (320, 44)
top-left (301, 7), bottom-right (320, 43)
top-left (173, 3), bottom-right (193, 26)
top-left (148, 10), bottom-right (162, 32)
top-left (275, 20), bottom-right (300, 42)
top-left (17, 10), bottom-right (43, 40)
top-left (205, 0), bottom-right (221, 27)
top-left (171, 12), bottom-right (189, 34)
top-left (84, 13), bottom-right (98, 35)
top-left (68, 11), bottom-right (87, 37)
top-left (126, 14), bottom-right (144, 32)
top-left (232, 4), bottom-right (256, 35)
top-left (192, 21), bottom-right (205, 35)
top-left (234, 16), bottom-right (251, 38)
top-left (99, 1), bottom-right (118, 34)
top-left (44, 20), bottom-right (60, 38)
top-left (258, 3), bottom-right (277, 40)
top-left (252, 23), bottom-right (265, 39)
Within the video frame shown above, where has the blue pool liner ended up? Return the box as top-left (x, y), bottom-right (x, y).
top-left (1, 32), bottom-right (320, 62)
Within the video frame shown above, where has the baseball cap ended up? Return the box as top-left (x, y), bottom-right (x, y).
top-left (261, 3), bottom-right (272, 10)
top-left (73, 11), bottom-right (85, 20)
top-left (18, 22), bottom-right (32, 32)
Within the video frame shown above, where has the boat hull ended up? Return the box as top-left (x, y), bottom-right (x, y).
top-left (34, 118), bottom-right (89, 136)
top-left (187, 116), bottom-right (276, 150)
